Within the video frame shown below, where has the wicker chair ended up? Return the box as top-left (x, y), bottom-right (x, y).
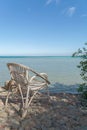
top-left (5, 63), bottom-right (50, 118)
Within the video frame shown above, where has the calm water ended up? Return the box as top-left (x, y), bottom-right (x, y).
top-left (0, 56), bottom-right (82, 93)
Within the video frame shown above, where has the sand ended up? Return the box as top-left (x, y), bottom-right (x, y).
top-left (0, 87), bottom-right (87, 130)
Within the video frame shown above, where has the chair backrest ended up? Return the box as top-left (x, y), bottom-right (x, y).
top-left (7, 63), bottom-right (50, 85)
top-left (7, 63), bottom-right (29, 85)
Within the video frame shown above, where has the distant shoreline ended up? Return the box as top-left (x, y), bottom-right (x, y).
top-left (0, 56), bottom-right (80, 58)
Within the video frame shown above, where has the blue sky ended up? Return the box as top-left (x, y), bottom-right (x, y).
top-left (0, 0), bottom-right (87, 56)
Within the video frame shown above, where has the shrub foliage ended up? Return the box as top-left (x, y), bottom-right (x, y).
top-left (73, 43), bottom-right (87, 105)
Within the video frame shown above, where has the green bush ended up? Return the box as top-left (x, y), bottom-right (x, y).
top-left (73, 43), bottom-right (87, 105)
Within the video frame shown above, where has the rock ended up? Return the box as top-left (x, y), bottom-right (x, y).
top-left (61, 98), bottom-right (69, 102)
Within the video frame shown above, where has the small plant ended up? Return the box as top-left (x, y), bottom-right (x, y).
top-left (73, 43), bottom-right (87, 106)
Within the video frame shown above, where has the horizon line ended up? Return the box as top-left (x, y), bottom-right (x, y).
top-left (0, 55), bottom-right (72, 57)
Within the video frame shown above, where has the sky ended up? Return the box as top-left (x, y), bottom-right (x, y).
top-left (0, 0), bottom-right (87, 56)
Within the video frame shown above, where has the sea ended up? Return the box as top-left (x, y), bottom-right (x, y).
top-left (0, 56), bottom-right (82, 94)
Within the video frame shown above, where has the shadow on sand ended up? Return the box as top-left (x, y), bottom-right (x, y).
top-left (0, 83), bottom-right (83, 130)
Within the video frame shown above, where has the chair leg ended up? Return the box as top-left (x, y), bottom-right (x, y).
top-left (25, 85), bottom-right (30, 108)
top-left (18, 84), bottom-right (24, 108)
top-left (28, 91), bottom-right (37, 107)
top-left (21, 85), bottom-right (30, 119)
top-left (21, 108), bottom-right (28, 119)
top-left (45, 85), bottom-right (50, 102)
top-left (21, 91), bottom-right (38, 119)
top-left (47, 86), bottom-right (49, 97)
top-left (5, 90), bottom-right (11, 109)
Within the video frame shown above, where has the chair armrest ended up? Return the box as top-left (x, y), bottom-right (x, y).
top-left (29, 69), bottom-right (50, 84)
top-left (29, 73), bottom-right (49, 84)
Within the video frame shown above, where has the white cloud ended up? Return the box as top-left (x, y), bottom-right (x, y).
top-left (62, 7), bottom-right (76, 17)
top-left (67, 7), bottom-right (76, 16)
top-left (46, 0), bottom-right (60, 5)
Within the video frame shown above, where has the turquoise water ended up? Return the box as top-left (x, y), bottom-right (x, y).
top-left (0, 56), bottom-right (82, 93)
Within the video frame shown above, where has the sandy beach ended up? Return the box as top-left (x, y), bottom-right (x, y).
top-left (0, 86), bottom-right (87, 130)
